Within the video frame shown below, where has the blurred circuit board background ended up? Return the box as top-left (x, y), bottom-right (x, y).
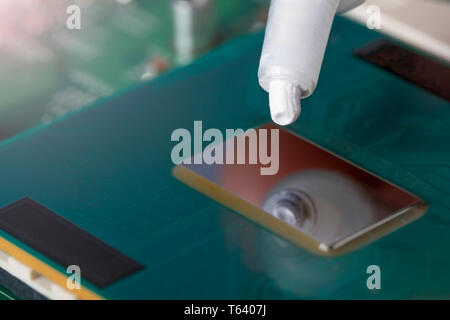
top-left (0, 0), bottom-right (268, 141)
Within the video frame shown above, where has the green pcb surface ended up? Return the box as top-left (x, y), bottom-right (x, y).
top-left (0, 16), bottom-right (449, 299)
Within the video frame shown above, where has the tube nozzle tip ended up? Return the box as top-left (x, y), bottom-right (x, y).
top-left (268, 79), bottom-right (301, 126)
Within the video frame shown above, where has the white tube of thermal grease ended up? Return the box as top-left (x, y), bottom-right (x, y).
top-left (258, 0), bottom-right (364, 125)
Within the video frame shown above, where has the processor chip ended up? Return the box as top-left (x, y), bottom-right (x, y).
top-left (174, 124), bottom-right (428, 256)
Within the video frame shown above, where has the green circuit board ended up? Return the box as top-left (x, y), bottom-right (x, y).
top-left (0, 12), bottom-right (449, 299)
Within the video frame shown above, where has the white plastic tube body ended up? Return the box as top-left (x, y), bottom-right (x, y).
top-left (258, 0), bottom-right (363, 125)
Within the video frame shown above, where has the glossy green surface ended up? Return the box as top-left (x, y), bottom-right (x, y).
top-left (0, 17), bottom-right (449, 299)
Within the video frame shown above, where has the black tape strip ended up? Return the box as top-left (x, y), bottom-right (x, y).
top-left (0, 198), bottom-right (144, 288)
top-left (355, 40), bottom-right (450, 102)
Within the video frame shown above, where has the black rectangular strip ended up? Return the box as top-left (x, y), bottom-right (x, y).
top-left (355, 40), bottom-right (450, 102)
top-left (0, 198), bottom-right (144, 288)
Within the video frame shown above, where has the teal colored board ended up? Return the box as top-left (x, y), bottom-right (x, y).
top-left (0, 16), bottom-right (449, 299)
